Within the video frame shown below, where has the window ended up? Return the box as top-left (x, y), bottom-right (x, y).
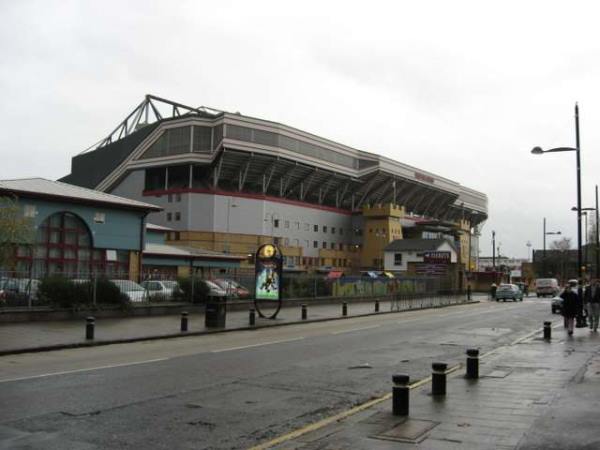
top-left (284, 238), bottom-right (289, 246)
top-left (274, 237), bottom-right (280, 245)
top-left (274, 219), bottom-right (280, 228)
top-left (305, 240), bottom-right (309, 248)
top-left (176, 193), bottom-right (181, 202)
top-left (322, 242), bottom-right (327, 249)
top-left (193, 126), bottom-right (212, 152)
top-left (313, 241), bottom-right (318, 248)
top-left (323, 225), bottom-right (327, 233)
top-left (394, 253), bottom-right (403, 265)
top-left (339, 243), bottom-right (344, 250)
top-left (304, 223), bottom-right (310, 231)
top-left (330, 242), bottom-right (335, 249)
top-left (314, 224), bottom-right (318, 232)
top-left (24, 205), bottom-right (37, 218)
top-left (167, 212), bottom-right (172, 221)
top-left (285, 220), bottom-right (290, 229)
top-left (168, 194), bottom-right (173, 203)
top-left (167, 165), bottom-right (190, 189)
top-left (140, 126), bottom-right (191, 159)
top-left (294, 239), bottom-right (300, 246)
top-left (175, 212), bottom-right (181, 221)
top-left (93, 212), bottom-right (106, 224)
top-left (332, 227), bottom-right (336, 234)
top-left (295, 221), bottom-right (300, 230)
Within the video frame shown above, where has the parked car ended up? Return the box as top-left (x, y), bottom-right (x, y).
top-left (141, 280), bottom-right (182, 301)
top-left (535, 278), bottom-right (560, 297)
top-left (202, 280), bottom-right (228, 299)
top-left (213, 279), bottom-right (250, 299)
top-left (551, 296), bottom-right (564, 314)
top-left (0, 277), bottom-right (39, 304)
top-left (110, 279), bottom-right (148, 303)
top-left (495, 283), bottom-right (524, 302)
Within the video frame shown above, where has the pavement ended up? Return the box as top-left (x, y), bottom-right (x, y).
top-left (257, 321), bottom-right (600, 450)
top-left (0, 294), bottom-right (479, 355)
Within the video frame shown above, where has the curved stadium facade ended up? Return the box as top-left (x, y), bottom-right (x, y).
top-left (61, 95), bottom-right (488, 272)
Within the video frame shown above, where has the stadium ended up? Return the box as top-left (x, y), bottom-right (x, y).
top-left (61, 95), bottom-right (488, 275)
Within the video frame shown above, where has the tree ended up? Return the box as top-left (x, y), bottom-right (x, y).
top-left (0, 196), bottom-right (35, 269)
top-left (550, 237), bottom-right (572, 251)
top-left (549, 237), bottom-right (573, 281)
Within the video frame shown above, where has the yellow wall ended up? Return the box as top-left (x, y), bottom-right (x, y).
top-left (360, 204), bottom-right (404, 269)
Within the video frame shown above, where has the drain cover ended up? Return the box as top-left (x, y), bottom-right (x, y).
top-left (371, 419), bottom-right (439, 443)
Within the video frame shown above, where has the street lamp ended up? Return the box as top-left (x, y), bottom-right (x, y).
top-left (543, 217), bottom-right (561, 276)
top-left (531, 103), bottom-right (582, 280)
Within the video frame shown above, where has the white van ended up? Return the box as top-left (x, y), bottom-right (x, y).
top-left (535, 278), bottom-right (559, 297)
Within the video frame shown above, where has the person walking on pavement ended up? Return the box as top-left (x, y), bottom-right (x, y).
top-left (490, 282), bottom-right (497, 301)
top-left (589, 280), bottom-right (600, 332)
top-left (561, 280), bottom-right (579, 335)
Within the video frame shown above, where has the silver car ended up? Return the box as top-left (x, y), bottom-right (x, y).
top-left (495, 283), bottom-right (524, 302)
top-left (110, 279), bottom-right (148, 303)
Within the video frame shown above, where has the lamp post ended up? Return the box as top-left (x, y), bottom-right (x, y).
top-left (572, 205), bottom-right (597, 278)
top-left (492, 230), bottom-right (496, 272)
top-left (531, 103), bottom-right (582, 280)
top-left (543, 217), bottom-right (561, 277)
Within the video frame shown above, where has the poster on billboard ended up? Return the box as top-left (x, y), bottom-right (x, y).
top-left (254, 243), bottom-right (283, 318)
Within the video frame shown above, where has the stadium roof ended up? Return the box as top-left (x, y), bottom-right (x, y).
top-left (60, 95), bottom-right (488, 225)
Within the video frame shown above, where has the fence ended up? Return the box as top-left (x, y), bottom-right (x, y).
top-left (0, 268), bottom-right (464, 310)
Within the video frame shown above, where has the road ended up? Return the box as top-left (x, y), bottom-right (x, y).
top-left (0, 297), bottom-right (554, 449)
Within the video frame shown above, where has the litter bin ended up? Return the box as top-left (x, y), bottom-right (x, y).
top-left (205, 296), bottom-right (227, 328)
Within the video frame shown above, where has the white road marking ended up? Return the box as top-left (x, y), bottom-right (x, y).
top-left (331, 325), bottom-right (381, 335)
top-left (210, 337), bottom-right (305, 353)
top-left (0, 358), bottom-right (169, 384)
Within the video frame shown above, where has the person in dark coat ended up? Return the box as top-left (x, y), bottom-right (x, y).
top-left (561, 281), bottom-right (580, 335)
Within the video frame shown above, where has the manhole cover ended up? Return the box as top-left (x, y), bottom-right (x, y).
top-left (371, 419), bottom-right (439, 443)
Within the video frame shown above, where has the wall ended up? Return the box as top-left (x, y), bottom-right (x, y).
top-left (20, 197), bottom-right (145, 251)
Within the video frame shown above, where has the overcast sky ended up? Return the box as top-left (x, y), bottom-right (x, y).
top-left (2, 0), bottom-right (600, 260)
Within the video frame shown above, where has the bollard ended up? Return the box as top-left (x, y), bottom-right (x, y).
top-left (466, 348), bottom-right (479, 379)
top-left (249, 308), bottom-right (256, 326)
top-left (467, 285), bottom-right (472, 301)
top-left (392, 374), bottom-right (410, 416)
top-left (301, 304), bottom-right (307, 320)
top-left (342, 302), bottom-right (348, 316)
top-left (375, 299), bottom-right (380, 313)
top-left (431, 362), bottom-right (448, 396)
top-left (543, 321), bottom-right (552, 340)
top-left (180, 311), bottom-right (189, 332)
top-left (85, 316), bottom-right (95, 340)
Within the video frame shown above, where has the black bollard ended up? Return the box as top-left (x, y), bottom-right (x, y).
top-left (431, 362), bottom-right (448, 396)
top-left (85, 316), bottom-right (95, 340)
top-left (301, 304), bottom-right (307, 320)
top-left (342, 302), bottom-right (348, 316)
top-left (466, 349), bottom-right (479, 379)
top-left (180, 311), bottom-right (188, 332)
top-left (467, 285), bottom-right (472, 301)
top-left (543, 321), bottom-right (552, 340)
top-left (249, 308), bottom-right (256, 326)
top-left (375, 299), bottom-right (380, 312)
top-left (392, 374), bottom-right (410, 416)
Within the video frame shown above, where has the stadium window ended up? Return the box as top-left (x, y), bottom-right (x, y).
top-left (322, 242), bottom-right (327, 249)
top-left (304, 223), bottom-right (310, 231)
top-left (323, 225), bottom-right (327, 233)
top-left (175, 212), bottom-right (181, 221)
top-left (313, 241), bottom-right (318, 248)
top-left (167, 165), bottom-right (190, 189)
top-left (332, 227), bottom-right (336, 234)
top-left (176, 193), bottom-right (181, 202)
top-left (313, 224), bottom-right (318, 232)
top-left (274, 219), bottom-right (280, 228)
top-left (168, 194), bottom-right (173, 203)
top-left (145, 167), bottom-right (166, 191)
top-left (330, 242), bottom-right (335, 249)
top-left (167, 212), bottom-right (172, 221)
top-left (284, 238), bottom-right (290, 246)
top-left (285, 220), bottom-right (290, 229)
top-left (295, 222), bottom-right (300, 230)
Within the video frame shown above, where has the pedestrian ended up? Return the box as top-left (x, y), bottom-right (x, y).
top-left (589, 280), bottom-right (600, 332)
top-left (584, 280), bottom-right (592, 329)
top-left (490, 282), bottom-right (497, 300)
top-left (561, 280), bottom-right (579, 336)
